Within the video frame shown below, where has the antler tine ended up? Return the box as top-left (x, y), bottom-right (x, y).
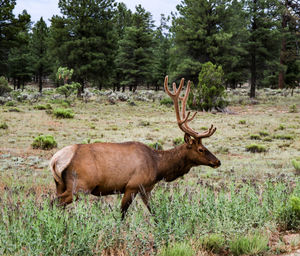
top-left (164, 76), bottom-right (217, 140)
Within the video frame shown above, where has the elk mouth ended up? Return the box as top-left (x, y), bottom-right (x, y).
top-left (209, 160), bottom-right (221, 168)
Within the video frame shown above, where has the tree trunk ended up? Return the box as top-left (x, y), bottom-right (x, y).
top-left (38, 74), bottom-right (43, 93)
top-left (250, 52), bottom-right (256, 98)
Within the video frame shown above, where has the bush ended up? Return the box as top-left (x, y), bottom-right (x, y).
top-left (173, 137), bottom-right (184, 146)
top-left (199, 233), bottom-right (225, 253)
top-left (259, 131), bottom-right (269, 137)
top-left (32, 135), bottom-right (57, 150)
top-left (56, 83), bottom-right (80, 98)
top-left (250, 134), bottom-right (261, 140)
top-left (5, 101), bottom-right (15, 107)
top-left (0, 76), bottom-right (12, 96)
top-left (148, 142), bottom-right (163, 150)
top-left (158, 242), bottom-right (194, 256)
top-left (238, 120), bottom-right (246, 124)
top-left (246, 143), bottom-right (267, 153)
top-left (34, 104), bottom-right (52, 110)
top-left (160, 97), bottom-right (173, 106)
top-left (53, 108), bottom-right (74, 118)
top-left (273, 134), bottom-right (294, 140)
top-left (289, 104), bottom-right (298, 113)
top-left (0, 122), bottom-right (8, 129)
top-left (229, 233), bottom-right (268, 256)
top-left (188, 62), bottom-right (227, 111)
top-left (278, 195), bottom-right (300, 230)
top-left (292, 159), bottom-right (300, 172)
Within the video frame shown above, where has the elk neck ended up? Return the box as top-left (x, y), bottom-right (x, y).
top-left (154, 144), bottom-right (196, 182)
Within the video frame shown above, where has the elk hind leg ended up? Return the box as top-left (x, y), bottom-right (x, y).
top-left (121, 188), bottom-right (138, 220)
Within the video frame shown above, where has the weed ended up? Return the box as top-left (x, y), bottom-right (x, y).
top-left (53, 108), bottom-right (74, 118)
top-left (289, 104), bottom-right (298, 113)
top-left (250, 134), bottom-right (261, 140)
top-left (292, 159), bottom-right (300, 172)
top-left (34, 104), bottom-right (52, 110)
top-left (139, 120), bottom-right (150, 127)
top-left (273, 134), bottom-right (294, 140)
top-left (8, 107), bottom-right (21, 112)
top-left (277, 124), bottom-right (286, 130)
top-left (173, 137), bottom-right (184, 146)
top-left (246, 143), bottom-right (267, 153)
top-left (199, 233), bottom-right (225, 253)
top-left (259, 131), bottom-right (269, 137)
top-left (5, 101), bottom-right (15, 107)
top-left (158, 242), bottom-right (194, 256)
top-left (0, 122), bottom-right (8, 129)
top-left (229, 232), bottom-right (268, 256)
top-left (160, 97), bottom-right (173, 106)
top-left (32, 135), bottom-right (57, 150)
top-left (148, 142), bottom-right (163, 150)
top-left (239, 120), bottom-right (246, 124)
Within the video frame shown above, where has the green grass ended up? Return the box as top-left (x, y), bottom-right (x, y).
top-left (53, 108), bottom-right (74, 118)
top-left (158, 242), bottom-right (194, 256)
top-left (246, 143), bottom-right (267, 153)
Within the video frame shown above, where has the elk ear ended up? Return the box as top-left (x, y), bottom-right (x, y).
top-left (184, 133), bottom-right (193, 148)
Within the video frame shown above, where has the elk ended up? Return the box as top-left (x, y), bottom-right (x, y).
top-left (50, 76), bottom-right (221, 219)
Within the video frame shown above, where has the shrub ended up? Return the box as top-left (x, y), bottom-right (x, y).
top-left (160, 97), bottom-right (173, 106)
top-left (0, 122), bottom-right (8, 129)
top-left (53, 108), bottom-right (74, 118)
top-left (259, 131), bottom-right (269, 137)
top-left (273, 134), bottom-right (294, 140)
top-left (277, 195), bottom-right (300, 230)
top-left (289, 104), bottom-right (298, 113)
top-left (32, 135), bottom-right (57, 150)
top-left (56, 83), bottom-right (80, 98)
top-left (246, 143), bottom-right (267, 153)
top-left (188, 62), bottom-right (227, 111)
top-left (158, 242), bottom-right (194, 256)
top-left (173, 137), bottom-right (184, 146)
top-left (0, 76), bottom-right (12, 96)
top-left (292, 159), bottom-right (300, 172)
top-left (239, 120), bottom-right (246, 124)
top-left (34, 104), bottom-right (52, 110)
top-left (199, 233), bottom-right (225, 253)
top-left (148, 142), bottom-right (163, 150)
top-left (250, 134), bottom-right (261, 140)
top-left (5, 101), bottom-right (15, 107)
top-left (229, 233), bottom-right (268, 256)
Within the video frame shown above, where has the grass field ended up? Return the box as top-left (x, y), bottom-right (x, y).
top-left (0, 87), bottom-right (299, 255)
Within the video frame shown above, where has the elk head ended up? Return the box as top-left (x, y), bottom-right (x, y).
top-left (164, 76), bottom-right (221, 168)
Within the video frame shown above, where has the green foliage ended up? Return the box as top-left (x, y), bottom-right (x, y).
top-left (238, 120), bottom-right (246, 125)
top-left (250, 134), bottom-right (261, 140)
top-left (188, 62), bottom-right (227, 111)
top-left (292, 159), bottom-right (300, 172)
top-left (56, 66), bottom-right (74, 82)
top-left (5, 101), bottom-right (15, 107)
top-left (0, 76), bottom-right (12, 96)
top-left (246, 143), bottom-right (267, 153)
top-left (173, 137), bottom-right (184, 146)
top-left (147, 142), bottom-right (163, 150)
top-left (32, 135), bottom-right (57, 150)
top-left (34, 104), bottom-right (52, 110)
top-left (277, 195), bottom-right (300, 230)
top-left (229, 232), bottom-right (269, 256)
top-left (259, 131), bottom-right (269, 137)
top-left (56, 83), bottom-right (80, 98)
top-left (289, 104), bottom-right (298, 113)
top-left (159, 242), bottom-right (194, 256)
top-left (199, 233), bottom-right (225, 253)
top-left (53, 108), bottom-right (74, 119)
top-left (273, 134), bottom-right (294, 140)
top-left (160, 97), bottom-right (173, 106)
top-left (0, 122), bottom-right (8, 129)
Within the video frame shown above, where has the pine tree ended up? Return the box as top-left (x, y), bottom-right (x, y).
top-left (49, 0), bottom-right (117, 93)
top-left (244, 0), bottom-right (281, 98)
top-left (116, 5), bottom-right (155, 91)
top-left (170, 0), bottom-right (232, 84)
top-left (31, 17), bottom-right (51, 92)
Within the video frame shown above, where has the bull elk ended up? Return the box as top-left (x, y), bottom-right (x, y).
top-left (50, 76), bottom-right (221, 219)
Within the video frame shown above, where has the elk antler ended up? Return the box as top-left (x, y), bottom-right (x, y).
top-left (164, 76), bottom-right (216, 139)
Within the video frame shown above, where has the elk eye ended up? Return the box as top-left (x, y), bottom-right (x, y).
top-left (198, 148), bottom-right (204, 153)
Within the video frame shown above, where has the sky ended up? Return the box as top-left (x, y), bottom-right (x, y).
top-left (14, 0), bottom-right (179, 26)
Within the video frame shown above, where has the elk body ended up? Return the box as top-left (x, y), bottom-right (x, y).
top-left (50, 76), bottom-right (221, 219)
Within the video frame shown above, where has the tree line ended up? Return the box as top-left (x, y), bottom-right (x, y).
top-left (0, 0), bottom-right (299, 98)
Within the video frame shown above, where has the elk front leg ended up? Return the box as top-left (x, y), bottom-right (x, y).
top-left (121, 188), bottom-right (137, 220)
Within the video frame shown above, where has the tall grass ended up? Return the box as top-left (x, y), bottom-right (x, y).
top-left (0, 180), bottom-right (299, 255)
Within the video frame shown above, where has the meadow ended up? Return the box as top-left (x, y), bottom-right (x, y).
top-left (0, 87), bottom-right (299, 255)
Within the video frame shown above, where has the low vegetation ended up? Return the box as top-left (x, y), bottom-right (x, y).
top-left (32, 135), bottom-right (57, 150)
top-left (53, 108), bottom-right (74, 118)
top-left (245, 143), bottom-right (268, 153)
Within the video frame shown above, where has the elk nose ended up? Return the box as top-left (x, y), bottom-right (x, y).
top-left (215, 160), bottom-right (221, 168)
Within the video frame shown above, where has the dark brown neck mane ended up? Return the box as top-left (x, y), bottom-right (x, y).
top-left (155, 144), bottom-right (196, 182)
